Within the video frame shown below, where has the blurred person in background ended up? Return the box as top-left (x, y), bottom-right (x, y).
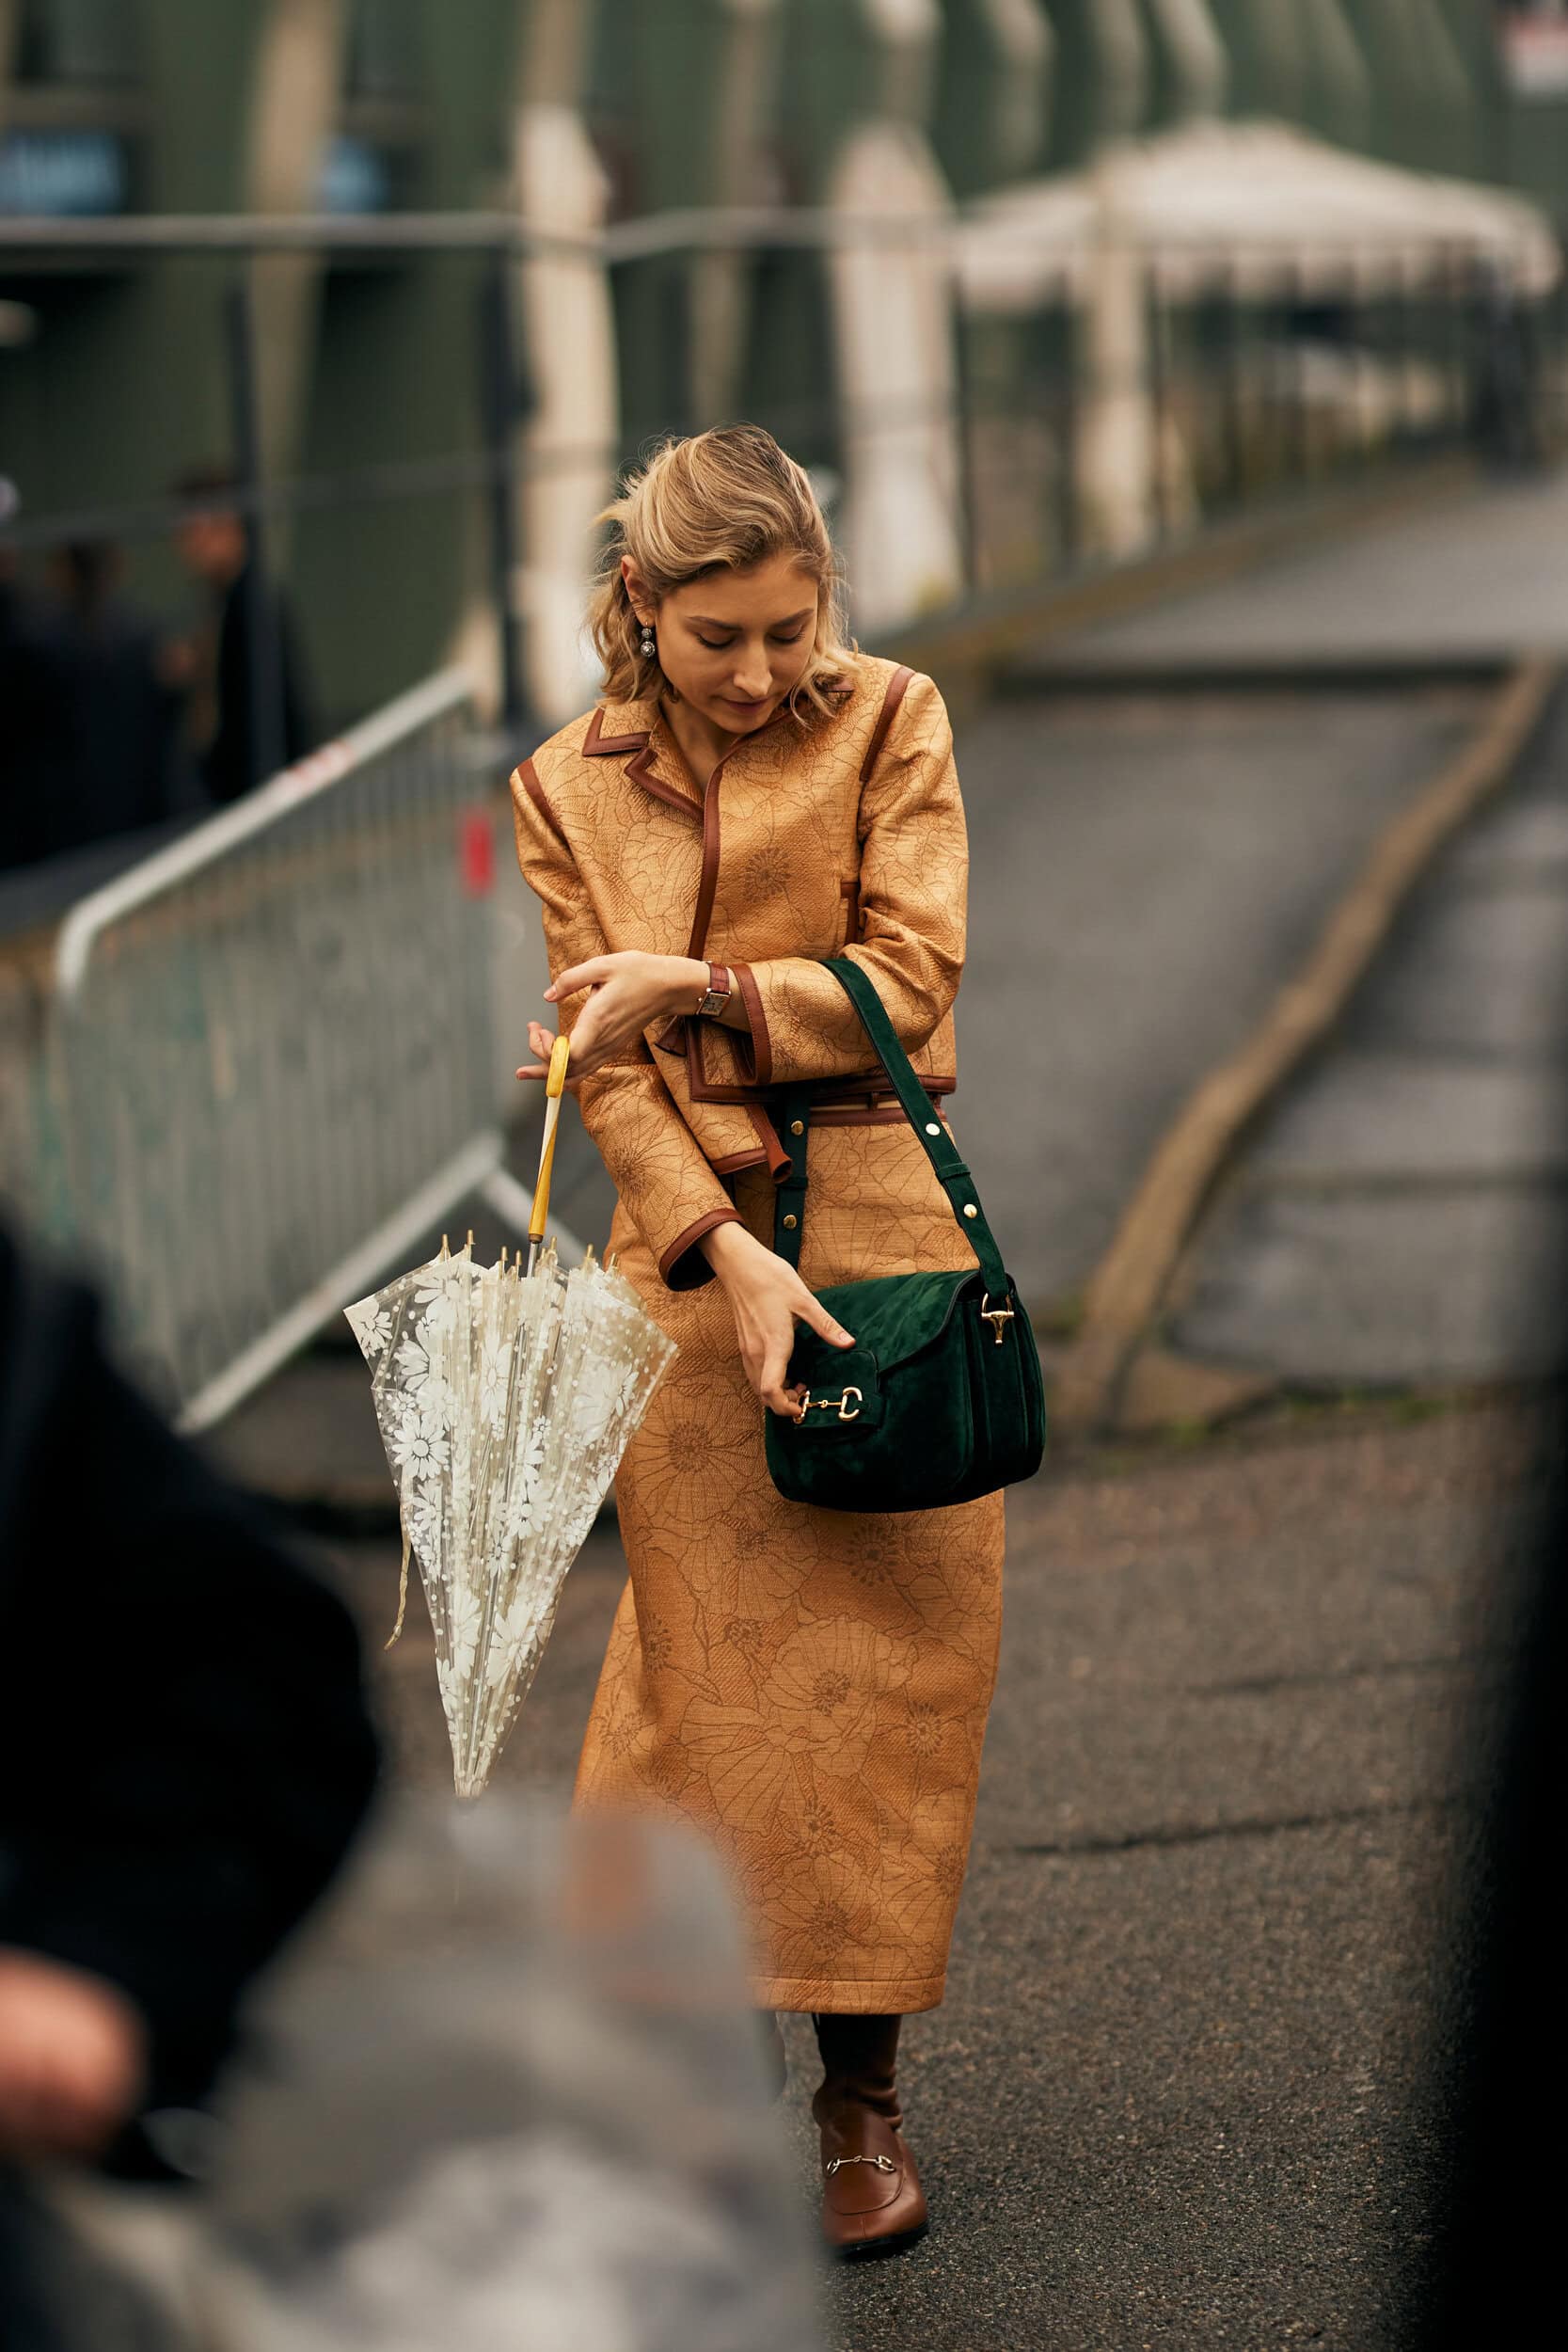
top-left (2, 535), bottom-right (193, 872)
top-left (513, 423), bottom-right (1001, 2259)
top-left (38, 539), bottom-right (194, 855)
top-left (0, 543), bottom-right (71, 870)
top-left (0, 1220), bottom-right (379, 2343)
top-left (169, 464), bottom-right (314, 804)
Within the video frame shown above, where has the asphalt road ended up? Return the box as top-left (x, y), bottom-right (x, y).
top-left (1174, 680), bottom-right (1568, 1389)
top-left (1033, 469), bottom-right (1568, 673)
top-left (319, 1400), bottom-right (1540, 2351)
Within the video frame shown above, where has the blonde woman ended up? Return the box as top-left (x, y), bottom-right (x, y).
top-left (511, 425), bottom-right (1004, 2257)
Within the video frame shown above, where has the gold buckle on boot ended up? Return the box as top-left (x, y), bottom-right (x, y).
top-left (825, 2153), bottom-right (896, 2176)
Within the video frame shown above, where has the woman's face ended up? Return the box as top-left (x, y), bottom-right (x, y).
top-left (625, 551), bottom-right (819, 737)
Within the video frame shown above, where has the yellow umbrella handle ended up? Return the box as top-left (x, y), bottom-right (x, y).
top-left (529, 1032), bottom-right (573, 1248)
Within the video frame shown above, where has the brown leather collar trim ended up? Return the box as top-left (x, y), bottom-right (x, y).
top-left (582, 706), bottom-right (650, 756)
top-left (684, 762), bottom-right (724, 959)
top-left (626, 740), bottom-right (702, 819)
top-left (859, 664), bottom-right (916, 784)
top-left (583, 705), bottom-right (701, 819)
top-left (514, 758), bottom-right (566, 846)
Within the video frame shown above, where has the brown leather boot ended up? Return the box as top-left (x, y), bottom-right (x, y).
top-left (812, 2012), bottom-right (927, 2256)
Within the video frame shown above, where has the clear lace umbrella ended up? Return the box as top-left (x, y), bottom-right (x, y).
top-left (345, 1041), bottom-right (675, 1796)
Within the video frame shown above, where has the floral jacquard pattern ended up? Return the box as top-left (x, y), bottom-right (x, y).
top-left (573, 1137), bottom-right (1006, 2016)
top-left (511, 663), bottom-right (1006, 2015)
top-left (509, 658), bottom-right (964, 1288)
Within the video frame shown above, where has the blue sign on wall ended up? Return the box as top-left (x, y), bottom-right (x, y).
top-left (0, 129), bottom-right (130, 216)
top-left (318, 135), bottom-right (398, 215)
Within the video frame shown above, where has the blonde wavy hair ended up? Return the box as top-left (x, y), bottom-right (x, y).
top-left (587, 423), bottom-right (858, 723)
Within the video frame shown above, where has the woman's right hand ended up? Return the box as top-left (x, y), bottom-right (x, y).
top-left (701, 1223), bottom-right (855, 1417)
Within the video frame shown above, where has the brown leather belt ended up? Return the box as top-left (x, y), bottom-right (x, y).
top-left (766, 1081), bottom-right (949, 1123)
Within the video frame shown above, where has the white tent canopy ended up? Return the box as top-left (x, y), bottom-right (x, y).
top-left (956, 119), bottom-right (1563, 308)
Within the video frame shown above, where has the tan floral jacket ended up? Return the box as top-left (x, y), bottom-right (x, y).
top-left (509, 656), bottom-right (967, 1289)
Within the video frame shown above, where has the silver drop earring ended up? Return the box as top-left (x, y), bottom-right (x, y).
top-left (639, 621), bottom-right (656, 660)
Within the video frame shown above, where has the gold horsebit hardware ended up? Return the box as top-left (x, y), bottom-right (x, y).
top-left (825, 2153), bottom-right (896, 2176)
top-left (979, 1294), bottom-right (1015, 1346)
top-left (798, 1386), bottom-right (862, 1422)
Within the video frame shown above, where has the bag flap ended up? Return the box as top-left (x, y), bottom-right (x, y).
top-left (803, 1269), bottom-right (983, 1380)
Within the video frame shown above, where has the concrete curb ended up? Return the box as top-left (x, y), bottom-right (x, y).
top-left (1051, 656), bottom-right (1563, 1440)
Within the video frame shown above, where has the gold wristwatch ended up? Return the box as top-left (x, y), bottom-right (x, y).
top-left (694, 961), bottom-right (733, 1018)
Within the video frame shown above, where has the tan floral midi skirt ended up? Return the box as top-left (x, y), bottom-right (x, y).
top-left (575, 1114), bottom-right (1006, 2015)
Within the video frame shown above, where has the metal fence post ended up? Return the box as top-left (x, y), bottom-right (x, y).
top-left (1147, 262), bottom-right (1172, 545)
top-left (948, 251), bottom-right (984, 596)
top-left (1224, 258), bottom-right (1246, 508)
top-left (481, 245), bottom-right (527, 744)
top-left (224, 265), bottom-right (288, 792)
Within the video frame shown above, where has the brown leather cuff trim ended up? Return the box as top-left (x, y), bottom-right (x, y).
top-left (745, 1103), bottom-right (790, 1178)
top-left (515, 758), bottom-right (566, 845)
top-left (658, 1207), bottom-right (741, 1290)
top-left (730, 961), bottom-right (770, 1089)
top-left (859, 665), bottom-right (916, 783)
top-left (710, 1145), bottom-right (769, 1176)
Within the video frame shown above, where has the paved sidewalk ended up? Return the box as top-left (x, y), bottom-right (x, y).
top-left (1028, 467), bottom-right (1568, 674)
top-left (1173, 680), bottom-right (1568, 1387)
top-left (319, 1401), bottom-right (1538, 2351)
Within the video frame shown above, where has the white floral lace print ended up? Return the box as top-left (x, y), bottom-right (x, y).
top-left (346, 1241), bottom-right (676, 1797)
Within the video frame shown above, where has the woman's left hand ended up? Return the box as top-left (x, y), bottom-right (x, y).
top-left (515, 951), bottom-right (705, 1082)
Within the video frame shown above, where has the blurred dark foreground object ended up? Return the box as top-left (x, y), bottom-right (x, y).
top-left (0, 1220), bottom-right (380, 2338)
top-left (32, 1799), bottom-right (821, 2352)
top-left (1410, 1385), bottom-right (1568, 2345)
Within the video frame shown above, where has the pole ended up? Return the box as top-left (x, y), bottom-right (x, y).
top-left (481, 249), bottom-right (527, 744)
top-left (224, 267), bottom-right (287, 792)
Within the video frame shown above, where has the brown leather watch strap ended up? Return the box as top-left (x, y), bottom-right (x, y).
top-left (695, 961), bottom-right (733, 1015)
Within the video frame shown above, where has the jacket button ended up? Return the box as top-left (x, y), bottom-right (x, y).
top-left (784, 1213), bottom-right (799, 1230)
top-left (790, 1119), bottom-right (804, 1136)
top-left (963, 1202), bottom-right (978, 1218)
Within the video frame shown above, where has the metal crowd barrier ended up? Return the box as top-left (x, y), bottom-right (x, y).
top-left (51, 667), bottom-right (546, 1431)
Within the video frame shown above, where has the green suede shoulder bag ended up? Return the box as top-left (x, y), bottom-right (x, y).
top-left (763, 958), bottom-right (1046, 1513)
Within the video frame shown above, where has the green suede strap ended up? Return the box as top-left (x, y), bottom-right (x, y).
top-left (771, 1081), bottom-right (815, 1270)
top-left (770, 959), bottom-right (1008, 1298)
